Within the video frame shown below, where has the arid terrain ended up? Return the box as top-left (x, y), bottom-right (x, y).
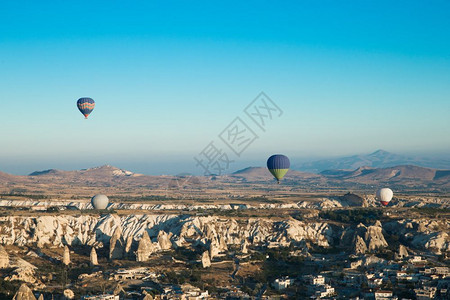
top-left (0, 164), bottom-right (448, 299)
top-left (1, 163), bottom-right (449, 200)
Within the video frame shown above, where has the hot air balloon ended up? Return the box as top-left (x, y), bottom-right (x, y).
top-left (267, 154), bottom-right (290, 184)
top-left (77, 98), bottom-right (95, 119)
top-left (376, 188), bottom-right (393, 206)
top-left (91, 194), bottom-right (109, 209)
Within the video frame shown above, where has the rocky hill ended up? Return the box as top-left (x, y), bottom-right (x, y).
top-left (29, 165), bottom-right (139, 179)
top-left (0, 214), bottom-right (334, 253)
top-left (0, 213), bottom-right (447, 260)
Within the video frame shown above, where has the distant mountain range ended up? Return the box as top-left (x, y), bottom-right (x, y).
top-left (294, 150), bottom-right (450, 173)
top-left (231, 164), bottom-right (450, 187)
top-left (0, 162), bottom-right (448, 197)
top-left (319, 165), bottom-right (450, 186)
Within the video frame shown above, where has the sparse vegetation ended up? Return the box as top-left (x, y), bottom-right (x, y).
top-left (0, 279), bottom-right (20, 300)
top-left (319, 208), bottom-right (384, 225)
top-left (412, 207), bottom-right (450, 217)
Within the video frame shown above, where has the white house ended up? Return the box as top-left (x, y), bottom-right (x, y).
top-left (310, 275), bottom-right (325, 285)
top-left (273, 277), bottom-right (294, 290)
top-left (409, 256), bottom-right (424, 263)
top-left (374, 290), bottom-right (396, 300)
top-left (414, 287), bottom-right (437, 300)
top-left (314, 284), bottom-right (335, 298)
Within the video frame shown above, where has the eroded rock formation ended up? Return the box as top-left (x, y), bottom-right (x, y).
top-left (365, 221), bottom-right (388, 251)
top-left (395, 244), bottom-right (409, 260)
top-left (241, 239), bottom-right (249, 254)
top-left (90, 247), bottom-right (98, 266)
top-left (157, 230), bottom-right (172, 250)
top-left (201, 250), bottom-right (211, 268)
top-left (0, 245), bottom-right (9, 268)
top-left (0, 215), bottom-right (334, 255)
top-left (63, 245), bottom-right (70, 265)
top-left (109, 226), bottom-right (125, 260)
top-left (136, 231), bottom-right (153, 262)
top-left (12, 283), bottom-right (36, 300)
top-left (354, 235), bottom-right (368, 255)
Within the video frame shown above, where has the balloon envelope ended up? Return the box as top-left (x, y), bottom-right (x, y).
top-left (91, 194), bottom-right (109, 209)
top-left (267, 154), bottom-right (290, 183)
top-left (376, 188), bottom-right (393, 206)
top-left (77, 98), bottom-right (95, 119)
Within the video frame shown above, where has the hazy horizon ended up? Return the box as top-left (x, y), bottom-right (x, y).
top-left (1, 149), bottom-right (450, 176)
top-left (1, 1), bottom-right (449, 176)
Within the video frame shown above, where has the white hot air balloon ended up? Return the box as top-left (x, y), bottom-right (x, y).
top-left (376, 188), bottom-right (393, 206)
top-left (91, 194), bottom-right (109, 210)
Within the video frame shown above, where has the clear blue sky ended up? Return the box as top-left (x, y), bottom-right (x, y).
top-left (1, 1), bottom-right (449, 175)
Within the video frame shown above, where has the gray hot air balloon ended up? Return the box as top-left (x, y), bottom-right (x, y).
top-left (376, 188), bottom-right (393, 206)
top-left (91, 194), bottom-right (109, 210)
